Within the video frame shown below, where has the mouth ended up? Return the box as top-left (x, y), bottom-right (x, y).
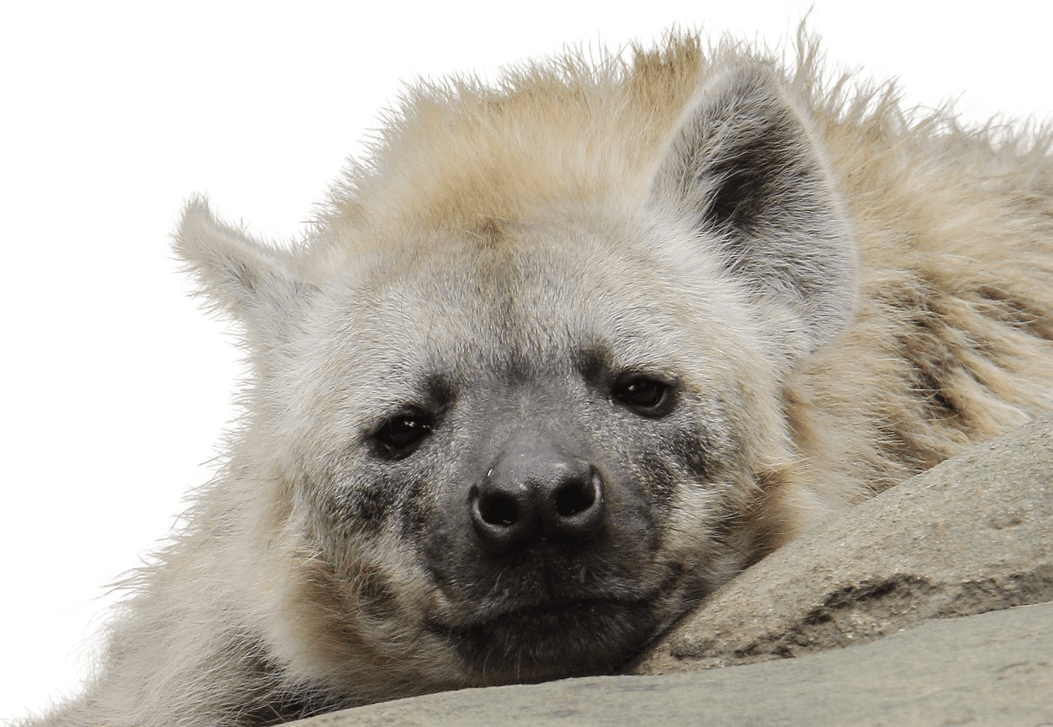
top-left (426, 598), bottom-right (659, 681)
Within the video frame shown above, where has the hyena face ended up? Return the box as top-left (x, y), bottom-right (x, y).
top-left (175, 62), bottom-right (856, 693)
top-left (282, 205), bottom-right (774, 681)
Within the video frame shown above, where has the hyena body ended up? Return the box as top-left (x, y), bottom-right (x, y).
top-left (25, 32), bottom-right (1053, 726)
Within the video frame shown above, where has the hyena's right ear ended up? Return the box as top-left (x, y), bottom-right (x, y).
top-left (174, 199), bottom-right (309, 340)
top-left (650, 64), bottom-right (857, 360)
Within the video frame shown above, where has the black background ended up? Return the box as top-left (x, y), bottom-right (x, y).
top-left (8, 4), bottom-right (1044, 720)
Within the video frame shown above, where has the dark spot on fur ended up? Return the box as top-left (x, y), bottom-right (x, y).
top-left (628, 424), bottom-right (720, 509)
top-left (474, 216), bottom-right (506, 246)
top-left (423, 373), bottom-right (458, 408)
top-left (635, 451), bottom-right (679, 507)
top-left (976, 284), bottom-right (1053, 340)
top-left (357, 567), bottom-right (401, 621)
top-left (916, 370), bottom-right (961, 422)
top-left (398, 475), bottom-right (431, 538)
top-left (574, 345), bottom-right (614, 386)
top-left (341, 479), bottom-right (393, 523)
top-left (673, 429), bottom-right (719, 482)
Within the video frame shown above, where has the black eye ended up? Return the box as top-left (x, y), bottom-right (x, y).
top-left (374, 410), bottom-right (433, 457)
top-left (612, 376), bottom-right (673, 416)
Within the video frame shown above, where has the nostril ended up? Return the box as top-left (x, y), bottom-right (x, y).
top-left (469, 483), bottom-right (532, 554)
top-left (476, 489), bottom-right (519, 526)
top-left (554, 478), bottom-right (596, 518)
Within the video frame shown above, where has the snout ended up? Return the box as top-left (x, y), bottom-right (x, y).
top-left (421, 432), bottom-right (663, 677)
top-left (469, 439), bottom-right (606, 554)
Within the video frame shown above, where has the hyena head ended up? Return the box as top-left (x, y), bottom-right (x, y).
top-left (176, 51), bottom-right (855, 698)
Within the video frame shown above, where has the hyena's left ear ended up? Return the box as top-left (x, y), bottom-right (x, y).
top-left (174, 199), bottom-right (310, 342)
top-left (651, 64), bottom-right (857, 358)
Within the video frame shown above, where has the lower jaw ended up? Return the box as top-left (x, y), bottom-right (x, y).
top-left (430, 600), bottom-right (659, 682)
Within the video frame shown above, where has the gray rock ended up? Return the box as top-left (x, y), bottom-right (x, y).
top-left (286, 416), bottom-right (1053, 725)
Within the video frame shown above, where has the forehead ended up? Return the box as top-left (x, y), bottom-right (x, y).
top-left (354, 218), bottom-right (692, 369)
top-left (368, 231), bottom-right (619, 356)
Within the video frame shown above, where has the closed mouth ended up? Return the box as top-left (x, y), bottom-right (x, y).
top-left (426, 597), bottom-right (658, 680)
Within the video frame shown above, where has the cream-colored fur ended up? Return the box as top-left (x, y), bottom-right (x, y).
top-left (21, 29), bottom-right (1053, 727)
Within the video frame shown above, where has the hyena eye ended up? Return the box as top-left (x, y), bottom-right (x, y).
top-left (612, 376), bottom-right (674, 417)
top-left (374, 410), bottom-right (434, 457)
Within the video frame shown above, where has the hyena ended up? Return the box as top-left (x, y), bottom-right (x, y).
top-left (21, 29), bottom-right (1053, 727)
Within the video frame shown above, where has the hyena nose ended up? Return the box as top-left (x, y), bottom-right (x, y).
top-left (469, 442), bottom-right (605, 554)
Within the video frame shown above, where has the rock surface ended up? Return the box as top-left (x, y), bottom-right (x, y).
top-left (288, 417), bottom-right (1053, 726)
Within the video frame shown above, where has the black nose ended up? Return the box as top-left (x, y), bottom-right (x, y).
top-left (469, 439), bottom-right (605, 554)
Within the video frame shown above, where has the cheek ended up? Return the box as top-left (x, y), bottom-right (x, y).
top-left (601, 411), bottom-right (727, 503)
top-left (311, 440), bottom-right (460, 567)
top-left (626, 450), bottom-right (680, 508)
top-left (601, 411), bottom-right (747, 540)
